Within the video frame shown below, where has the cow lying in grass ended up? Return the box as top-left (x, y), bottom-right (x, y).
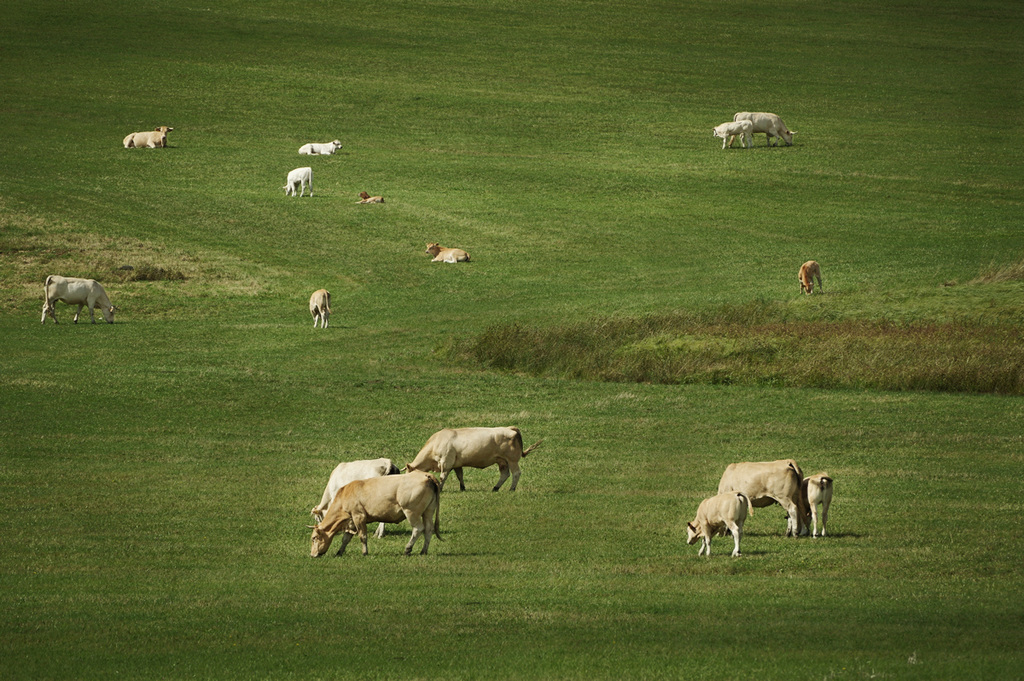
top-left (686, 491), bottom-right (753, 557)
top-left (123, 126), bottom-right (173, 148)
top-left (799, 260), bottom-right (823, 294)
top-left (298, 140), bottom-right (342, 155)
top-left (308, 472), bottom-right (441, 557)
top-left (356, 192), bottom-right (384, 204)
top-left (425, 242), bottom-right (470, 263)
top-left (41, 275), bottom-right (116, 324)
top-left (712, 120), bottom-right (753, 149)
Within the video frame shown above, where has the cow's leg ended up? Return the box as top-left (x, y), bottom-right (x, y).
top-left (358, 526), bottom-right (370, 555)
top-left (72, 304), bottom-right (84, 323)
top-left (508, 460), bottom-right (522, 491)
top-left (810, 503), bottom-right (820, 537)
top-left (728, 522), bottom-right (742, 556)
top-left (420, 511), bottom-right (433, 555)
top-left (454, 467), bottom-right (466, 491)
top-left (374, 522), bottom-right (386, 539)
top-left (820, 500), bottom-right (829, 537)
top-left (334, 532), bottom-right (354, 556)
top-left (492, 462), bottom-right (511, 492)
top-left (699, 536), bottom-right (710, 556)
top-left (779, 498), bottom-right (801, 537)
top-left (404, 512), bottom-right (424, 556)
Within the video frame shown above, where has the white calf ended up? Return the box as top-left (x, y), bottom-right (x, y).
top-left (309, 289), bottom-right (331, 328)
top-left (284, 167), bottom-right (313, 197)
top-left (712, 120), bottom-right (753, 149)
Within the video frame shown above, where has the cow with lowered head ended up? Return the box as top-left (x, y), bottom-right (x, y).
top-left (308, 472), bottom-right (441, 557)
top-left (405, 426), bottom-right (542, 492)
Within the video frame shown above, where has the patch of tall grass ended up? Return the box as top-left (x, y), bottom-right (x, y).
top-left (458, 301), bottom-right (1024, 394)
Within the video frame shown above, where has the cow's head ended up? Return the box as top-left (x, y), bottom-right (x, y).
top-left (425, 243), bottom-right (441, 257)
top-left (102, 306), bottom-right (116, 324)
top-left (331, 140), bottom-right (342, 149)
top-left (781, 130), bottom-right (795, 146)
top-left (685, 522), bottom-right (701, 545)
top-left (308, 525), bottom-right (334, 557)
top-left (156, 126), bottom-right (173, 133)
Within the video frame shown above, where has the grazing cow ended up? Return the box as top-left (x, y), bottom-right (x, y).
top-left (309, 289), bottom-right (331, 328)
top-left (356, 192), bottom-right (384, 204)
top-left (712, 120), bottom-right (753, 149)
top-left (718, 459), bottom-right (806, 537)
top-left (298, 140), bottom-right (342, 155)
top-left (686, 491), bottom-right (754, 557)
top-left (732, 112), bottom-right (796, 147)
top-left (308, 471), bottom-right (441, 557)
top-left (123, 126), bottom-right (173, 148)
top-left (405, 426), bottom-right (542, 492)
top-left (41, 275), bottom-right (116, 324)
top-left (425, 242), bottom-right (470, 263)
top-left (311, 457), bottom-right (401, 538)
top-left (798, 260), bottom-right (823, 294)
top-left (802, 473), bottom-right (834, 537)
top-left (283, 167), bottom-right (313, 197)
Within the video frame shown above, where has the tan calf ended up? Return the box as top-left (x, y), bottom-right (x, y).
top-left (356, 192), bottom-right (384, 204)
top-left (425, 242), bottom-right (470, 263)
top-left (686, 491), bottom-right (753, 557)
top-left (802, 473), bottom-right (834, 537)
top-left (799, 260), bottom-right (823, 294)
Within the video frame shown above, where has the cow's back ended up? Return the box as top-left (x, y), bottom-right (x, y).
top-left (448, 427), bottom-right (519, 466)
top-left (718, 460), bottom-right (801, 500)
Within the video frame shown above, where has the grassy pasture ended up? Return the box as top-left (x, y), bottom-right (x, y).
top-left (2, 0), bottom-right (1024, 679)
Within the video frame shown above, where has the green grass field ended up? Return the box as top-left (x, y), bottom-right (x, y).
top-left (2, 0), bottom-right (1023, 679)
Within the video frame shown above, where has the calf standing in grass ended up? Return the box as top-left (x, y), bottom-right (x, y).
top-left (284, 167), bottom-right (313, 197)
top-left (712, 120), bottom-right (753, 149)
top-left (309, 289), bottom-right (331, 328)
top-left (686, 491), bottom-right (753, 557)
top-left (799, 260), bottom-right (823, 294)
top-left (802, 473), bottom-right (834, 537)
top-left (41, 275), bottom-right (116, 324)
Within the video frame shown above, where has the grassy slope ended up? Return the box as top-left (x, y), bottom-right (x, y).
top-left (2, 0), bottom-right (1023, 679)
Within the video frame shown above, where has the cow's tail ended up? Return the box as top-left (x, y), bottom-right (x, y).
top-left (387, 461), bottom-right (401, 476)
top-left (738, 492), bottom-right (753, 516)
top-left (522, 439), bottom-right (543, 457)
top-left (429, 474), bottom-right (443, 541)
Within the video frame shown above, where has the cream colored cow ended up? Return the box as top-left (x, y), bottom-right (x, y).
top-left (686, 491), bottom-right (754, 557)
top-left (802, 473), bottom-right (834, 537)
top-left (732, 112), bottom-right (796, 147)
top-left (713, 120), bottom-right (753, 149)
top-left (405, 427), bottom-right (542, 491)
top-left (309, 289), bottom-right (331, 328)
top-left (123, 126), bottom-right (173, 148)
top-left (718, 459), bottom-right (806, 537)
top-left (41, 275), bottom-right (116, 324)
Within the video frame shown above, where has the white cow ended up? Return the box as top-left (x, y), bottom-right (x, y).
top-left (802, 473), bottom-right (834, 537)
top-left (41, 275), bottom-right (116, 324)
top-left (686, 491), bottom-right (753, 557)
top-left (405, 426), bottom-right (542, 491)
top-left (712, 120), bottom-right (753, 149)
top-left (123, 126), bottom-right (173, 148)
top-left (732, 112), bottom-right (796, 147)
top-left (309, 289), bottom-right (331, 328)
top-left (283, 167), bottom-right (313, 197)
top-left (718, 459), bottom-right (806, 537)
top-left (308, 471), bottom-right (441, 557)
top-left (311, 458), bottom-right (401, 540)
top-left (298, 140), bottom-right (342, 155)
